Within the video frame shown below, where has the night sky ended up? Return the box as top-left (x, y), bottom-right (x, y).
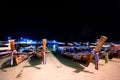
top-left (2, 1), bottom-right (120, 42)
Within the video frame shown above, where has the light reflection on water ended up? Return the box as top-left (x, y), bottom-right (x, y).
top-left (17, 44), bottom-right (37, 52)
top-left (16, 43), bottom-right (57, 53)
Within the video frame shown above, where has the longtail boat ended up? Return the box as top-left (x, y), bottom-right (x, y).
top-left (9, 40), bottom-right (34, 65)
top-left (57, 36), bottom-right (108, 70)
top-left (36, 39), bottom-right (51, 64)
top-left (85, 36), bottom-right (108, 69)
top-left (0, 41), bottom-right (11, 56)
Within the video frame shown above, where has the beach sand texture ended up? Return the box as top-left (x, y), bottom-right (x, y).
top-left (0, 52), bottom-right (120, 80)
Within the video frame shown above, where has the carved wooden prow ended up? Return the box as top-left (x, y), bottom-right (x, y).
top-left (8, 39), bottom-right (15, 51)
top-left (8, 39), bottom-right (16, 65)
top-left (42, 39), bottom-right (47, 64)
top-left (84, 36), bottom-right (108, 67)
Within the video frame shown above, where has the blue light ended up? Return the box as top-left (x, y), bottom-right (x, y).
top-left (53, 44), bottom-right (56, 51)
top-left (20, 37), bottom-right (23, 40)
top-left (53, 40), bottom-right (56, 42)
top-left (7, 36), bottom-right (11, 40)
top-left (18, 37), bottom-right (37, 44)
top-left (53, 44), bottom-right (56, 48)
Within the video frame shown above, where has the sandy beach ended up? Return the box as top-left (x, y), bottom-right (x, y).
top-left (0, 52), bottom-right (120, 80)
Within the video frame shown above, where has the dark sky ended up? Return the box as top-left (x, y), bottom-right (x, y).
top-left (2, 1), bottom-right (120, 42)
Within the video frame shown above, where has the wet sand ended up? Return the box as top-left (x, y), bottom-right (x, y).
top-left (0, 53), bottom-right (120, 80)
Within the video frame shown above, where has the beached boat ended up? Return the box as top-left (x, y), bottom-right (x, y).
top-left (8, 40), bottom-right (34, 65)
top-left (0, 41), bottom-right (12, 58)
top-left (56, 36), bottom-right (108, 70)
top-left (35, 39), bottom-right (51, 64)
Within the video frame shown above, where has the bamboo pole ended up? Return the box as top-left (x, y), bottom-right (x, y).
top-left (105, 51), bottom-right (109, 63)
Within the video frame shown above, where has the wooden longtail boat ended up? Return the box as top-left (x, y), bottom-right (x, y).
top-left (85, 36), bottom-right (108, 69)
top-left (36, 39), bottom-right (50, 64)
top-left (9, 40), bottom-right (34, 65)
top-left (60, 36), bottom-right (107, 70)
top-left (0, 41), bottom-right (11, 57)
